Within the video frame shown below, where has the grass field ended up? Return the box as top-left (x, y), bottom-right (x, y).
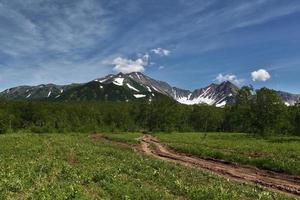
top-left (0, 133), bottom-right (291, 199)
top-left (155, 132), bottom-right (300, 176)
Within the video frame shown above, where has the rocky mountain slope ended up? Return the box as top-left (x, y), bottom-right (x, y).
top-left (0, 84), bottom-right (80, 100)
top-left (276, 91), bottom-right (300, 106)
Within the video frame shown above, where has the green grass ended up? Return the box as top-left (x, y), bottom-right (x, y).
top-left (0, 133), bottom-right (291, 199)
top-left (155, 132), bottom-right (300, 176)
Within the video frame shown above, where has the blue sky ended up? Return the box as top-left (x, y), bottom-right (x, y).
top-left (0, 0), bottom-right (300, 93)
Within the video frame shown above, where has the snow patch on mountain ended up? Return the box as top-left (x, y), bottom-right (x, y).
top-left (152, 86), bottom-right (159, 92)
top-left (134, 94), bottom-right (146, 98)
top-left (126, 83), bottom-right (140, 92)
top-left (135, 72), bottom-right (141, 80)
top-left (176, 87), bottom-right (215, 105)
top-left (95, 78), bottom-right (107, 83)
top-left (146, 86), bottom-right (152, 92)
top-left (177, 96), bottom-right (215, 105)
top-left (113, 78), bottom-right (124, 86)
top-left (216, 101), bottom-right (227, 108)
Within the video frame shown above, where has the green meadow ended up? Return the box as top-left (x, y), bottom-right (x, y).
top-left (0, 133), bottom-right (292, 199)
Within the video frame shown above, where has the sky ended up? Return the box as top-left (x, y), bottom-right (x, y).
top-left (0, 0), bottom-right (300, 93)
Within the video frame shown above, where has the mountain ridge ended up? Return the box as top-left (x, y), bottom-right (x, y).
top-left (0, 72), bottom-right (299, 106)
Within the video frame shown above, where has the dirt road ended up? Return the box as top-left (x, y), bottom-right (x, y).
top-left (93, 134), bottom-right (300, 198)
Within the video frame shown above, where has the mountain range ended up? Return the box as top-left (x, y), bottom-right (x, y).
top-left (0, 72), bottom-right (299, 107)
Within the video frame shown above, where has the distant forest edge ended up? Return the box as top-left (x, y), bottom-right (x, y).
top-left (0, 87), bottom-right (299, 135)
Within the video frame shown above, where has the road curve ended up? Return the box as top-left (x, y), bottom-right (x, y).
top-left (139, 134), bottom-right (300, 198)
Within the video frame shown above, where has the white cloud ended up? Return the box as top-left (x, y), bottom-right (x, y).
top-left (216, 73), bottom-right (243, 85)
top-left (112, 57), bottom-right (147, 74)
top-left (251, 69), bottom-right (271, 82)
top-left (151, 48), bottom-right (171, 56)
top-left (111, 48), bottom-right (169, 73)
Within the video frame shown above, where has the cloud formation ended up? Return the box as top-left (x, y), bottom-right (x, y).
top-left (112, 47), bottom-right (170, 73)
top-left (151, 48), bottom-right (170, 56)
top-left (112, 57), bottom-right (147, 74)
top-left (216, 73), bottom-right (243, 85)
top-left (251, 69), bottom-right (271, 82)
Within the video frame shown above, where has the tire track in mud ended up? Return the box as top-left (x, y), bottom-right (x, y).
top-left (91, 134), bottom-right (300, 198)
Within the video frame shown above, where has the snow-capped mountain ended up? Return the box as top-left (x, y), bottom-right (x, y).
top-left (175, 81), bottom-right (239, 107)
top-left (120, 72), bottom-right (238, 107)
top-left (126, 72), bottom-right (191, 98)
top-left (276, 91), bottom-right (300, 106)
top-left (60, 72), bottom-right (168, 102)
top-left (0, 72), bottom-right (298, 107)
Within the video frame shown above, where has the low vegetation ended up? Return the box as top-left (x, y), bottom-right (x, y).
top-left (0, 133), bottom-right (290, 199)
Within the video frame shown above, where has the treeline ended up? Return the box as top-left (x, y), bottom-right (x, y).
top-left (0, 87), bottom-right (299, 135)
top-left (224, 87), bottom-right (300, 135)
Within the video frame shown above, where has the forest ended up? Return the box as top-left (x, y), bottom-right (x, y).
top-left (0, 87), bottom-right (299, 135)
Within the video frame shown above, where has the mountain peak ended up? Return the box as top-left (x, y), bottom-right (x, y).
top-left (128, 71), bottom-right (144, 75)
top-left (219, 80), bottom-right (235, 86)
top-left (117, 72), bottom-right (124, 75)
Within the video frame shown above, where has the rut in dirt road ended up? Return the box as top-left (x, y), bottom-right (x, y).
top-left (140, 134), bottom-right (300, 198)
